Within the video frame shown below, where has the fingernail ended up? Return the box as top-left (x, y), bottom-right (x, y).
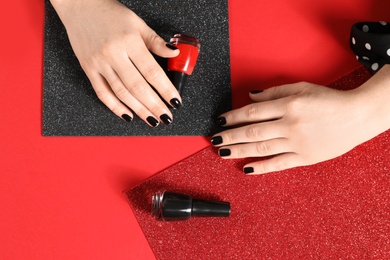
top-left (243, 167), bottom-right (254, 174)
top-left (170, 98), bottom-right (182, 109)
top-left (250, 90), bottom-right (263, 94)
top-left (215, 117), bottom-right (226, 126)
top-left (147, 116), bottom-right (159, 127)
top-left (160, 114), bottom-right (172, 125)
top-left (166, 43), bottom-right (178, 50)
top-left (121, 114), bottom-right (132, 122)
top-left (219, 148), bottom-right (231, 157)
top-left (211, 136), bottom-right (223, 145)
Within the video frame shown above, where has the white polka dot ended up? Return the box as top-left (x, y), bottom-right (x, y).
top-left (371, 63), bottom-right (379, 71)
top-left (380, 21), bottom-right (387, 26)
top-left (387, 49), bottom-right (390, 56)
top-left (352, 37), bottom-right (356, 45)
top-left (365, 43), bottom-right (371, 50)
top-left (356, 55), bottom-right (359, 60)
top-left (363, 25), bottom-right (369, 32)
top-left (362, 56), bottom-right (369, 60)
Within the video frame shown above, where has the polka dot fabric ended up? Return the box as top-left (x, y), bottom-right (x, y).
top-left (126, 67), bottom-right (390, 259)
top-left (351, 22), bottom-right (390, 72)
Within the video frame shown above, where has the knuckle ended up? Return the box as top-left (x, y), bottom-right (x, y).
top-left (224, 131), bottom-right (235, 144)
top-left (273, 159), bottom-right (287, 171)
top-left (148, 103), bottom-right (162, 115)
top-left (115, 87), bottom-right (131, 101)
top-left (270, 85), bottom-right (282, 96)
top-left (245, 105), bottom-right (260, 120)
top-left (100, 42), bottom-right (117, 58)
top-left (235, 147), bottom-right (245, 158)
top-left (287, 95), bottom-right (303, 112)
top-left (95, 89), bottom-right (108, 103)
top-left (128, 81), bottom-right (148, 96)
top-left (149, 33), bottom-right (161, 45)
top-left (95, 90), bottom-right (121, 114)
top-left (246, 126), bottom-right (261, 140)
top-left (144, 65), bottom-right (162, 83)
top-left (256, 142), bottom-right (270, 155)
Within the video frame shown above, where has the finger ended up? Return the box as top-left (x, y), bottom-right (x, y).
top-left (243, 153), bottom-right (300, 174)
top-left (109, 55), bottom-right (174, 124)
top-left (141, 28), bottom-right (180, 58)
top-left (249, 82), bottom-right (308, 102)
top-left (217, 99), bottom-right (287, 127)
top-left (101, 66), bottom-right (167, 127)
top-left (127, 41), bottom-right (182, 108)
top-left (86, 71), bottom-right (134, 123)
top-left (211, 121), bottom-right (286, 147)
top-left (217, 138), bottom-right (290, 159)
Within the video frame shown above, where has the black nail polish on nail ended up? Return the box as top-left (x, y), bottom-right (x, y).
top-left (160, 114), bottom-right (172, 125)
top-left (147, 116), bottom-right (159, 127)
top-left (215, 117), bottom-right (227, 126)
top-left (243, 167), bottom-right (254, 174)
top-left (250, 90), bottom-right (263, 94)
top-left (166, 43), bottom-right (178, 50)
top-left (121, 114), bottom-right (132, 122)
top-left (211, 136), bottom-right (223, 145)
top-left (170, 98), bottom-right (182, 109)
top-left (219, 148), bottom-right (231, 157)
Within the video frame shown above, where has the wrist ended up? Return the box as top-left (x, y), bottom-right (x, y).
top-left (352, 64), bottom-right (390, 139)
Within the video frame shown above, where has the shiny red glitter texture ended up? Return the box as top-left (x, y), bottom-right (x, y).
top-left (126, 67), bottom-right (390, 259)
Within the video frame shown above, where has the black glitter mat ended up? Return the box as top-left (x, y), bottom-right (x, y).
top-left (43, 0), bottom-right (231, 136)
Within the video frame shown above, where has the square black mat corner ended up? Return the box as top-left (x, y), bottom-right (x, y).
top-left (43, 0), bottom-right (231, 136)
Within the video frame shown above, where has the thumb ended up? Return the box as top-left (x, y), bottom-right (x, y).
top-left (141, 27), bottom-right (180, 58)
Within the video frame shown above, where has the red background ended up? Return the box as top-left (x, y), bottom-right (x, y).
top-left (1, 0), bottom-right (389, 259)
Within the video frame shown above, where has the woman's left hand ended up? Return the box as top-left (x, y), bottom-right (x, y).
top-left (211, 82), bottom-right (381, 174)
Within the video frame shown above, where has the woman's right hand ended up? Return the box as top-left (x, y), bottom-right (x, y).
top-left (50, 0), bottom-right (182, 127)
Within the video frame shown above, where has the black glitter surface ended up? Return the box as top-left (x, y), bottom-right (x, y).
top-left (43, 0), bottom-right (231, 136)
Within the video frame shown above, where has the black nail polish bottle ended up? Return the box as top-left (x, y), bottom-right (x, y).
top-left (151, 191), bottom-right (230, 221)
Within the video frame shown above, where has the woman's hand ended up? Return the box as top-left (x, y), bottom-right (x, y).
top-left (50, 0), bottom-right (181, 126)
top-left (211, 76), bottom-right (390, 174)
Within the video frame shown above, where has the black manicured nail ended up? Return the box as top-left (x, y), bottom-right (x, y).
top-left (147, 116), bottom-right (159, 127)
top-left (215, 117), bottom-right (227, 126)
top-left (170, 98), bottom-right (182, 109)
top-left (250, 90), bottom-right (263, 94)
top-left (211, 136), bottom-right (223, 145)
top-left (219, 148), bottom-right (231, 157)
top-left (160, 114), bottom-right (172, 125)
top-left (166, 43), bottom-right (178, 50)
top-left (121, 114), bottom-right (132, 122)
top-left (243, 167), bottom-right (254, 174)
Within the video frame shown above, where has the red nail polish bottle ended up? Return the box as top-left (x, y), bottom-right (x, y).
top-left (167, 34), bottom-right (200, 93)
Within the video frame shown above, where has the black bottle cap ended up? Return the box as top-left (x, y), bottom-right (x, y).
top-left (170, 71), bottom-right (188, 94)
top-left (192, 199), bottom-right (231, 217)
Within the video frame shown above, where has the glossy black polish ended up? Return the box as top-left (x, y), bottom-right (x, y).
top-left (160, 114), bottom-right (172, 125)
top-left (215, 117), bottom-right (226, 126)
top-left (170, 98), bottom-right (182, 109)
top-left (166, 43), bottom-right (178, 50)
top-left (147, 116), bottom-right (159, 127)
top-left (219, 148), bottom-right (231, 157)
top-left (211, 136), bottom-right (223, 145)
top-left (249, 90), bottom-right (263, 94)
top-left (243, 167), bottom-right (254, 174)
top-left (121, 114), bottom-right (132, 122)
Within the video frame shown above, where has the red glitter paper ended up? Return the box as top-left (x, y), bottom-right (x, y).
top-left (126, 67), bottom-right (390, 259)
